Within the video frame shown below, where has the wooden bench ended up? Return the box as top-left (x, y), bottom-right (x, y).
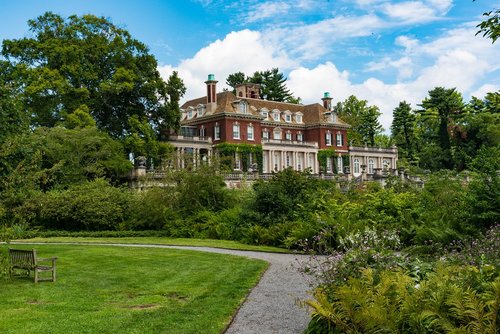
top-left (9, 248), bottom-right (57, 283)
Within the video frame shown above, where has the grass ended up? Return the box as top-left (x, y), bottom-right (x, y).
top-left (0, 244), bottom-right (268, 334)
top-left (15, 236), bottom-right (290, 253)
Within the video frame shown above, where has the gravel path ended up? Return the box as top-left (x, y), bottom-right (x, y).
top-left (13, 242), bottom-right (316, 334)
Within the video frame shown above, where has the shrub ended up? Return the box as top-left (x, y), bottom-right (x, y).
top-left (306, 264), bottom-right (500, 334)
top-left (33, 179), bottom-right (132, 231)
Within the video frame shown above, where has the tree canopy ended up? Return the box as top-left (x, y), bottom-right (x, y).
top-left (225, 68), bottom-right (300, 103)
top-left (1, 12), bottom-right (185, 138)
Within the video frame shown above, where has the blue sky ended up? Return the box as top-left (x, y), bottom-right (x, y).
top-left (1, 0), bottom-right (499, 130)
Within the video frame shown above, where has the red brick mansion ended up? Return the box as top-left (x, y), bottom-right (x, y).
top-left (167, 74), bottom-right (398, 180)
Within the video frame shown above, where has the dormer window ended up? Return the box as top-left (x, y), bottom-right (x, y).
top-left (285, 114), bottom-right (291, 122)
top-left (239, 102), bottom-right (247, 114)
top-left (295, 114), bottom-right (303, 123)
top-left (260, 108), bottom-right (269, 119)
top-left (272, 110), bottom-right (280, 122)
top-left (187, 110), bottom-right (193, 119)
top-left (197, 105), bottom-right (205, 117)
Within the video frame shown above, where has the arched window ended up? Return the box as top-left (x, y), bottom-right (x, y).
top-left (368, 159), bottom-right (374, 174)
top-left (354, 158), bottom-right (360, 174)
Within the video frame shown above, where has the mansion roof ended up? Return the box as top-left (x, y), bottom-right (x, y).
top-left (180, 91), bottom-right (350, 128)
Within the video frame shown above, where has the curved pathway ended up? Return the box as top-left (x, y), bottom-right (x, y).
top-left (13, 242), bottom-right (316, 334)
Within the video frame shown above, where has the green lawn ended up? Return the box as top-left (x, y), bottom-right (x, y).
top-left (0, 244), bottom-right (268, 334)
top-left (16, 236), bottom-right (289, 253)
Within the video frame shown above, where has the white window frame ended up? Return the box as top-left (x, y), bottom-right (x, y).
top-left (233, 123), bottom-right (240, 139)
top-left (273, 129), bottom-right (282, 140)
top-left (368, 159), bottom-right (374, 174)
top-left (337, 156), bottom-right (343, 173)
top-left (295, 114), bottom-right (303, 123)
top-left (197, 106), bottom-right (204, 117)
top-left (234, 152), bottom-right (241, 170)
top-left (247, 124), bottom-right (254, 141)
top-left (262, 129), bottom-right (269, 140)
top-left (285, 114), bottom-right (292, 123)
top-left (199, 126), bottom-right (205, 138)
top-left (285, 131), bottom-right (292, 141)
top-left (297, 133), bottom-right (303, 142)
top-left (354, 158), bottom-right (360, 174)
top-left (326, 158), bottom-right (332, 173)
top-left (187, 110), bottom-right (193, 119)
top-left (214, 124), bottom-right (220, 140)
top-left (239, 102), bottom-right (247, 114)
top-left (336, 133), bottom-right (343, 147)
top-left (326, 132), bottom-right (332, 146)
top-left (273, 110), bottom-right (280, 122)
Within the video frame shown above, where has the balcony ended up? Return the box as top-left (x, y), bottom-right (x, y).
top-left (168, 135), bottom-right (213, 144)
top-left (261, 138), bottom-right (318, 148)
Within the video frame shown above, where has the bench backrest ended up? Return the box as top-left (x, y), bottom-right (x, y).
top-left (9, 248), bottom-right (36, 268)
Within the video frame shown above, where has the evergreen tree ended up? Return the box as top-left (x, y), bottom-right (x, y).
top-left (419, 87), bottom-right (464, 169)
top-left (391, 101), bottom-right (416, 161)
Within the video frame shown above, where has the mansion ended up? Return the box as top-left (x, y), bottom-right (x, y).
top-left (166, 74), bottom-right (398, 180)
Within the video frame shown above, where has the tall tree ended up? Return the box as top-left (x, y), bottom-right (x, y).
top-left (225, 72), bottom-right (247, 92)
top-left (419, 87), bottom-right (464, 169)
top-left (391, 101), bottom-right (416, 161)
top-left (358, 105), bottom-right (383, 146)
top-left (1, 12), bottom-right (185, 138)
top-left (334, 95), bottom-right (382, 146)
top-left (0, 61), bottom-right (28, 144)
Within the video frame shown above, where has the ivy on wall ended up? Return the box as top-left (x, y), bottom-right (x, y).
top-left (215, 143), bottom-right (263, 173)
top-left (317, 148), bottom-right (337, 173)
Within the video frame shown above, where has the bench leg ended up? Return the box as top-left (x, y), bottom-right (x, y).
top-left (34, 269), bottom-right (38, 283)
top-left (52, 267), bottom-right (56, 282)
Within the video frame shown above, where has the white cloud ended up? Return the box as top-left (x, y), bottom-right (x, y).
top-left (159, 21), bottom-right (499, 133)
top-left (382, 1), bottom-right (438, 23)
top-left (244, 2), bottom-right (291, 23)
top-left (470, 84), bottom-right (500, 99)
top-left (158, 29), bottom-right (293, 101)
top-left (425, 0), bottom-right (453, 13)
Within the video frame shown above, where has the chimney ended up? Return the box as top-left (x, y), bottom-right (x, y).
top-left (205, 74), bottom-right (218, 114)
top-left (321, 92), bottom-right (333, 111)
top-left (205, 74), bottom-right (218, 103)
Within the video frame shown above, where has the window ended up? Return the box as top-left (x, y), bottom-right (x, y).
top-left (297, 133), bottom-right (303, 142)
top-left (337, 156), bottom-right (343, 173)
top-left (354, 158), bottom-right (360, 174)
top-left (336, 133), bottom-right (343, 147)
top-left (273, 110), bottom-right (280, 122)
top-left (234, 153), bottom-right (241, 170)
top-left (233, 123), bottom-right (240, 139)
top-left (295, 114), bottom-right (303, 123)
top-left (286, 153), bottom-right (290, 167)
top-left (368, 159), bottom-right (374, 174)
top-left (298, 155), bottom-right (303, 171)
top-left (285, 131), bottom-right (292, 141)
top-left (247, 124), bottom-right (254, 140)
top-left (261, 110), bottom-right (268, 119)
top-left (239, 102), bottom-right (247, 114)
top-left (214, 124), bottom-right (220, 140)
top-left (285, 114), bottom-right (292, 122)
top-left (199, 126), bottom-right (205, 138)
top-left (262, 129), bottom-right (269, 140)
top-left (308, 154), bottom-right (314, 168)
top-left (273, 152), bottom-right (279, 171)
top-left (326, 158), bottom-right (332, 173)
top-left (273, 129), bottom-right (282, 140)
top-left (187, 110), bottom-right (193, 119)
top-left (197, 106), bottom-right (204, 117)
top-left (326, 132), bottom-right (332, 146)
